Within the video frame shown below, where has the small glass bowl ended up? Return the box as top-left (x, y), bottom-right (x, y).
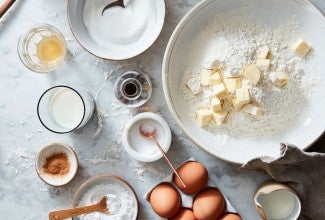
top-left (17, 24), bottom-right (67, 73)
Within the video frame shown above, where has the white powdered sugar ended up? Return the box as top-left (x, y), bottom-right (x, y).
top-left (182, 8), bottom-right (318, 138)
top-left (78, 183), bottom-right (137, 220)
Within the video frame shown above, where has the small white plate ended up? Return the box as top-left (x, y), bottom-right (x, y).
top-left (72, 175), bottom-right (138, 220)
top-left (35, 143), bottom-right (78, 186)
top-left (123, 112), bottom-right (172, 162)
top-left (67, 0), bottom-right (165, 60)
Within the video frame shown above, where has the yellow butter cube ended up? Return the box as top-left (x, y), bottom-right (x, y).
top-left (270, 71), bottom-right (289, 87)
top-left (212, 111), bottom-right (228, 126)
top-left (257, 46), bottom-right (270, 59)
top-left (231, 88), bottom-right (250, 111)
top-left (200, 69), bottom-right (216, 86)
top-left (212, 83), bottom-right (227, 98)
top-left (186, 77), bottom-right (202, 95)
top-left (211, 97), bottom-right (222, 112)
top-left (196, 109), bottom-right (213, 127)
top-left (209, 72), bottom-right (222, 86)
top-left (242, 104), bottom-right (264, 116)
top-left (243, 65), bottom-right (261, 85)
top-left (256, 59), bottom-right (270, 69)
top-left (223, 77), bottom-right (242, 92)
top-left (292, 39), bottom-right (311, 58)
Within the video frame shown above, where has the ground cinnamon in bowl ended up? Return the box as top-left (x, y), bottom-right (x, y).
top-left (43, 152), bottom-right (70, 176)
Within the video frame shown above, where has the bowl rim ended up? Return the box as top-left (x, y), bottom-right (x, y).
top-left (122, 112), bottom-right (172, 162)
top-left (72, 174), bottom-right (139, 219)
top-left (35, 142), bottom-right (79, 186)
top-left (162, 0), bottom-right (325, 164)
top-left (66, 0), bottom-right (166, 61)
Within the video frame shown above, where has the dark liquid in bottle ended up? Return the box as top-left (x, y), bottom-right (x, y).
top-left (124, 82), bottom-right (137, 97)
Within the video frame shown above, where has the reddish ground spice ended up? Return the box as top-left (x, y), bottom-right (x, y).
top-left (42, 152), bottom-right (70, 175)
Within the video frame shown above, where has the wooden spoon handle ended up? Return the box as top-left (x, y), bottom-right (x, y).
top-left (49, 203), bottom-right (109, 220)
top-left (0, 0), bottom-right (15, 18)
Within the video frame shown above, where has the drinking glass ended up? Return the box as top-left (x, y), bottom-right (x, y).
top-left (37, 86), bottom-right (95, 133)
top-left (18, 24), bottom-right (66, 73)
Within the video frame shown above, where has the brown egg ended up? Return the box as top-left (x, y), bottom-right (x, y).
top-left (219, 213), bottom-right (242, 220)
top-left (174, 161), bottom-right (208, 194)
top-left (193, 187), bottom-right (225, 220)
top-left (170, 208), bottom-right (196, 220)
top-left (149, 183), bottom-right (181, 218)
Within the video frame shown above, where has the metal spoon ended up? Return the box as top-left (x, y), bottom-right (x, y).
top-left (49, 196), bottom-right (109, 220)
top-left (102, 0), bottom-right (125, 15)
top-left (139, 124), bottom-right (187, 188)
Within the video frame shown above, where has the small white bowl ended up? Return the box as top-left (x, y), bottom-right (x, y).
top-left (67, 0), bottom-right (166, 60)
top-left (123, 112), bottom-right (172, 162)
top-left (35, 143), bottom-right (78, 186)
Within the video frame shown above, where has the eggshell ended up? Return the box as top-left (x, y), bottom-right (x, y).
top-left (174, 161), bottom-right (208, 194)
top-left (170, 208), bottom-right (196, 220)
top-left (219, 213), bottom-right (242, 220)
top-left (193, 187), bottom-right (225, 220)
top-left (149, 183), bottom-right (181, 218)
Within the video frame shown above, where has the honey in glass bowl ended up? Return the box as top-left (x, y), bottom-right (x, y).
top-left (18, 24), bottom-right (66, 73)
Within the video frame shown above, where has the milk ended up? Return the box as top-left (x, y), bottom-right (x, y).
top-left (50, 88), bottom-right (84, 129)
top-left (254, 184), bottom-right (301, 220)
top-left (259, 190), bottom-right (295, 219)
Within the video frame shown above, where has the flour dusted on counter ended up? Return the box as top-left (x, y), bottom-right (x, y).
top-left (182, 8), bottom-right (318, 138)
top-left (78, 183), bottom-right (137, 220)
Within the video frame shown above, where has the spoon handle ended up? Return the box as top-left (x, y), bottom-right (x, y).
top-left (0, 0), bottom-right (15, 18)
top-left (102, 0), bottom-right (125, 15)
top-left (49, 199), bottom-right (109, 220)
top-left (152, 137), bottom-right (187, 188)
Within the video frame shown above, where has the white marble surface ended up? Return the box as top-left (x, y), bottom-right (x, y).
top-left (0, 0), bottom-right (323, 220)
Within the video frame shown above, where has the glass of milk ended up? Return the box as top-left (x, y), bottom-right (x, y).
top-left (37, 86), bottom-right (94, 133)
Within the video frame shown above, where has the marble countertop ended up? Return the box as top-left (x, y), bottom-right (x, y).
top-left (0, 0), bottom-right (324, 219)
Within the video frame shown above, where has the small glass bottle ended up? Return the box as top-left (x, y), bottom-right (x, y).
top-left (114, 70), bottom-right (152, 107)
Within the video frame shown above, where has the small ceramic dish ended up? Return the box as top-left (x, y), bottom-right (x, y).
top-left (254, 181), bottom-right (301, 220)
top-left (67, 0), bottom-right (165, 60)
top-left (35, 143), bottom-right (78, 186)
top-left (72, 175), bottom-right (139, 220)
top-left (123, 112), bottom-right (172, 162)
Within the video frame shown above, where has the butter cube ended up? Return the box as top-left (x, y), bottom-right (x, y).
top-left (196, 109), bottom-right (213, 127)
top-left (257, 46), bottom-right (270, 59)
top-left (231, 88), bottom-right (250, 111)
top-left (211, 97), bottom-right (222, 112)
top-left (209, 72), bottom-right (222, 86)
top-left (242, 104), bottom-right (264, 116)
top-left (200, 69), bottom-right (216, 86)
top-left (212, 83), bottom-right (227, 98)
top-left (186, 77), bottom-right (202, 95)
top-left (212, 111), bottom-right (228, 126)
top-left (224, 77), bottom-right (242, 92)
top-left (292, 39), bottom-right (311, 58)
top-left (243, 65), bottom-right (261, 85)
top-left (256, 59), bottom-right (270, 69)
top-left (270, 71), bottom-right (289, 87)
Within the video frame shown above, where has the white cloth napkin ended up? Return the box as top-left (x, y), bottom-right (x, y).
top-left (242, 143), bottom-right (325, 220)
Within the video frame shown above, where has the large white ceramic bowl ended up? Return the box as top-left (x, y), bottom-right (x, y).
top-left (163, 0), bottom-right (325, 164)
top-left (67, 0), bottom-right (165, 60)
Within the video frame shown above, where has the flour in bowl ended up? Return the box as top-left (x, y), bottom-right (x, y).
top-left (182, 8), bottom-right (318, 138)
top-left (77, 183), bottom-right (137, 220)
